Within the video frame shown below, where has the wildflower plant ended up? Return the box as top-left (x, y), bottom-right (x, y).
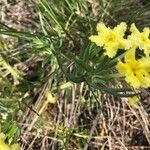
top-left (0, 0), bottom-right (150, 149)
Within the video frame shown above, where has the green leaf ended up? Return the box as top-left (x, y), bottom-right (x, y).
top-left (69, 75), bottom-right (85, 83)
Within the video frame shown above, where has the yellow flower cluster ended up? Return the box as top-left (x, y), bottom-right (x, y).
top-left (89, 22), bottom-right (150, 89)
top-left (0, 133), bottom-right (20, 150)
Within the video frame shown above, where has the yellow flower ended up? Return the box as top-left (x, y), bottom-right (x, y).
top-left (47, 92), bottom-right (56, 104)
top-left (128, 96), bottom-right (139, 106)
top-left (116, 48), bottom-right (150, 88)
top-left (0, 141), bottom-right (20, 150)
top-left (89, 22), bottom-right (129, 58)
top-left (0, 138), bottom-right (10, 150)
top-left (128, 23), bottom-right (150, 56)
top-left (0, 133), bottom-right (20, 150)
top-left (10, 144), bottom-right (20, 150)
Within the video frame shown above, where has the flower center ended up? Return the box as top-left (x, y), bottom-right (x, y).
top-left (107, 34), bottom-right (116, 43)
top-left (141, 35), bottom-right (148, 43)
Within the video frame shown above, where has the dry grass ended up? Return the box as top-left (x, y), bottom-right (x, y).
top-left (19, 83), bottom-right (150, 149)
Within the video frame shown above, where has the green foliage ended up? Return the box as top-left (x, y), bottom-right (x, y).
top-left (0, 121), bottom-right (20, 144)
